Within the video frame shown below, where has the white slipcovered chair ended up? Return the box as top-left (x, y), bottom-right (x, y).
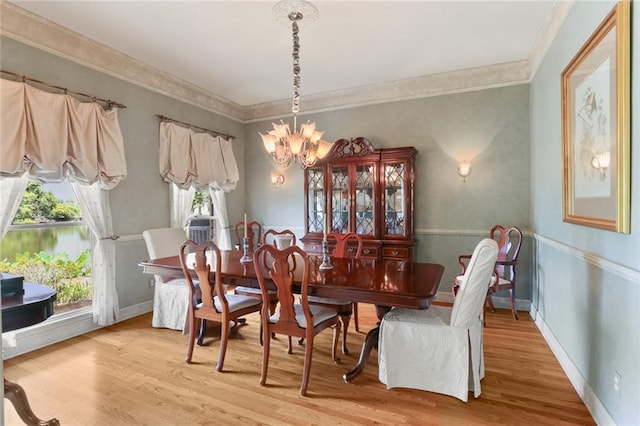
top-left (378, 238), bottom-right (499, 402)
top-left (143, 227), bottom-right (194, 331)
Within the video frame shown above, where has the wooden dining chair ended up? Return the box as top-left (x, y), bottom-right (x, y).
top-left (178, 240), bottom-right (262, 372)
top-left (234, 220), bottom-right (262, 252)
top-left (233, 228), bottom-right (297, 317)
top-left (305, 232), bottom-right (362, 354)
top-left (253, 244), bottom-right (341, 396)
top-left (262, 229), bottom-right (296, 249)
top-left (453, 225), bottom-right (523, 321)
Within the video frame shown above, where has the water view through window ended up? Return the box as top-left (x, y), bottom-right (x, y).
top-left (0, 223), bottom-right (91, 261)
top-left (0, 182), bottom-right (93, 314)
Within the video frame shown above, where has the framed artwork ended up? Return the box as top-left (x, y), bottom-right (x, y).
top-left (561, 1), bottom-right (630, 233)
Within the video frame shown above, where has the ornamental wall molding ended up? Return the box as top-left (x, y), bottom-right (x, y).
top-left (1, 1), bottom-right (568, 123)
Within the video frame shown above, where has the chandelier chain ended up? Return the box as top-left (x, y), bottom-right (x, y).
top-left (291, 21), bottom-right (300, 115)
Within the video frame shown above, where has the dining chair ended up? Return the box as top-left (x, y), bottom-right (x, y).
top-left (305, 232), bottom-right (362, 353)
top-left (453, 225), bottom-right (523, 320)
top-left (142, 227), bottom-right (194, 332)
top-left (233, 229), bottom-right (297, 316)
top-left (178, 240), bottom-right (262, 372)
top-left (234, 220), bottom-right (262, 252)
top-left (378, 238), bottom-right (499, 402)
top-left (262, 228), bottom-right (296, 250)
top-left (253, 244), bottom-right (341, 396)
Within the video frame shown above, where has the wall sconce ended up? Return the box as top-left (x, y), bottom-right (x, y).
top-left (457, 160), bottom-right (472, 181)
top-left (591, 151), bottom-right (610, 180)
top-left (271, 171), bottom-right (285, 187)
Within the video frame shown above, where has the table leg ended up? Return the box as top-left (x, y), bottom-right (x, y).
top-left (4, 378), bottom-right (60, 426)
top-left (342, 305), bottom-right (391, 383)
top-left (343, 326), bottom-right (379, 383)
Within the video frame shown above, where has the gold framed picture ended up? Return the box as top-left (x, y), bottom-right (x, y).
top-left (561, 1), bottom-right (630, 233)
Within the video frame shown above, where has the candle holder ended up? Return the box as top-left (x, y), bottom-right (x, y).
top-left (240, 237), bottom-right (252, 263)
top-left (319, 240), bottom-right (333, 270)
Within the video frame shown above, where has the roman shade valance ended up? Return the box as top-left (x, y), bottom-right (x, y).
top-left (159, 122), bottom-right (238, 192)
top-left (0, 78), bottom-right (127, 189)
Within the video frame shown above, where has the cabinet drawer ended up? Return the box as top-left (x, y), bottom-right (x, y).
top-left (304, 243), bottom-right (323, 255)
top-left (358, 246), bottom-right (379, 259)
top-left (382, 247), bottom-right (410, 259)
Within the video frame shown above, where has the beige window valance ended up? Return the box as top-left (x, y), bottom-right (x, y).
top-left (159, 122), bottom-right (239, 192)
top-left (0, 78), bottom-right (127, 189)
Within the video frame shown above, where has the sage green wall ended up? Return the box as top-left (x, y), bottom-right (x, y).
top-left (530, 1), bottom-right (639, 423)
top-left (1, 37), bottom-right (246, 309)
top-left (245, 85), bottom-right (533, 302)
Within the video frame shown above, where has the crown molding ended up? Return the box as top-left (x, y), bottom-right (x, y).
top-left (2, 1), bottom-right (562, 123)
top-left (0, 2), bottom-right (245, 122)
top-left (244, 60), bottom-right (529, 122)
top-left (528, 0), bottom-right (574, 79)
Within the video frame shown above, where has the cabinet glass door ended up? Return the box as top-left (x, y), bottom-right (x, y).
top-left (384, 162), bottom-right (406, 236)
top-left (330, 165), bottom-right (349, 234)
top-left (355, 164), bottom-right (375, 236)
top-left (306, 167), bottom-right (325, 234)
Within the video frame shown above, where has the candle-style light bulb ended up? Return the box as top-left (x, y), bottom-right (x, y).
top-left (244, 213), bottom-right (247, 239)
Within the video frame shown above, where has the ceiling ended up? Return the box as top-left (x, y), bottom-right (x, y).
top-left (7, 0), bottom-right (556, 110)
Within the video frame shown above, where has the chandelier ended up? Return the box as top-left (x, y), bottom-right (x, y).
top-left (260, 0), bottom-right (332, 169)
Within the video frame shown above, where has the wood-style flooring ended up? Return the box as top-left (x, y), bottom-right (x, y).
top-left (3, 304), bottom-right (595, 425)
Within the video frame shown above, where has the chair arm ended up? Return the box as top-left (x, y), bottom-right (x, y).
top-left (457, 254), bottom-right (472, 274)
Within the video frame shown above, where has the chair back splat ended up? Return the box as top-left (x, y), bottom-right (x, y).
top-left (263, 229), bottom-right (296, 249)
top-left (254, 244), bottom-right (341, 396)
top-left (328, 232), bottom-right (363, 258)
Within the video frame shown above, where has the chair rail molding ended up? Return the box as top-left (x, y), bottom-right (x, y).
top-left (535, 233), bottom-right (640, 286)
top-left (416, 228), bottom-right (534, 238)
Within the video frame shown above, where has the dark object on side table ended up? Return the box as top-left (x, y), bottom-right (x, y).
top-left (2, 280), bottom-right (60, 426)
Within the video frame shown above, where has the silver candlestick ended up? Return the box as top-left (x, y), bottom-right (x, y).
top-left (240, 237), bottom-right (252, 263)
top-left (319, 240), bottom-right (333, 269)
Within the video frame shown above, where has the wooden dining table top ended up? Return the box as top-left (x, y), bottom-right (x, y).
top-left (139, 249), bottom-right (445, 310)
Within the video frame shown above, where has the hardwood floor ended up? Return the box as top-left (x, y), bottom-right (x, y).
top-left (4, 304), bottom-right (594, 425)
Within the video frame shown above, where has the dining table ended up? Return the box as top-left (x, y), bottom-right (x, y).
top-left (139, 249), bottom-right (445, 382)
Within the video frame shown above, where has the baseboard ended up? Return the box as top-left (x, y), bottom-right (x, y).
top-left (532, 305), bottom-right (615, 426)
top-left (2, 301), bottom-right (153, 360)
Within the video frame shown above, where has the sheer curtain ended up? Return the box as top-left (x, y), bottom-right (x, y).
top-left (1, 78), bottom-right (127, 326)
top-left (0, 175), bottom-right (29, 239)
top-left (210, 188), bottom-right (231, 250)
top-left (71, 182), bottom-right (119, 325)
top-left (159, 122), bottom-right (238, 245)
top-left (169, 183), bottom-right (195, 229)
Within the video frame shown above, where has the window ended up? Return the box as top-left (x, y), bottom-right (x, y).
top-left (186, 187), bottom-right (216, 244)
top-left (0, 181), bottom-right (92, 314)
top-left (191, 187), bottom-right (213, 217)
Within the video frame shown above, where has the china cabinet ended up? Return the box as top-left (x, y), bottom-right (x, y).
top-left (301, 137), bottom-right (417, 260)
